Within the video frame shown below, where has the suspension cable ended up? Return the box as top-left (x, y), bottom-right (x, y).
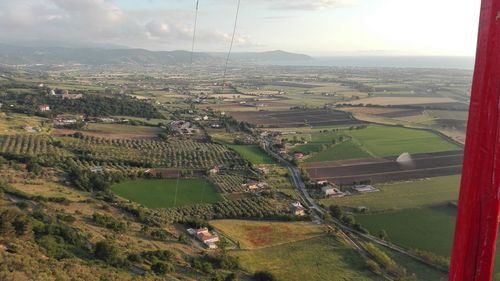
top-left (221, 0), bottom-right (241, 95)
top-left (190, 0), bottom-right (199, 67)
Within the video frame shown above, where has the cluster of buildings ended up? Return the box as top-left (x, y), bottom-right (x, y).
top-left (314, 180), bottom-right (379, 199)
top-left (53, 114), bottom-right (84, 127)
top-left (187, 227), bottom-right (220, 249)
top-left (170, 120), bottom-right (200, 135)
top-left (242, 181), bottom-right (268, 192)
top-left (49, 89), bottom-right (83, 100)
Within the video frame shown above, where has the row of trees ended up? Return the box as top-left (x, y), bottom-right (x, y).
top-left (156, 197), bottom-right (288, 223)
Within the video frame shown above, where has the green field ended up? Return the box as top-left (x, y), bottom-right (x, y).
top-left (305, 140), bottom-right (371, 162)
top-left (356, 205), bottom-right (456, 257)
top-left (234, 235), bottom-right (381, 281)
top-left (349, 125), bottom-right (461, 157)
top-left (298, 125), bottom-right (461, 163)
top-left (324, 176), bottom-right (461, 212)
top-left (111, 179), bottom-right (222, 208)
top-left (228, 145), bottom-right (274, 164)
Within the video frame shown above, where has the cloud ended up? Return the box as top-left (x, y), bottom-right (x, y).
top-left (0, 0), bottom-right (254, 50)
top-left (255, 0), bottom-right (358, 10)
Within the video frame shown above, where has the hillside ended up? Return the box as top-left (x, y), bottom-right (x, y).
top-left (0, 44), bottom-right (311, 66)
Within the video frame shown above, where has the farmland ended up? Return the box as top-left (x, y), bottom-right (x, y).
top-left (234, 235), bottom-right (381, 281)
top-left (348, 125), bottom-right (461, 157)
top-left (52, 123), bottom-right (164, 140)
top-left (306, 150), bottom-right (463, 184)
top-left (322, 175), bottom-right (461, 211)
top-left (210, 220), bottom-right (324, 249)
top-left (111, 178), bottom-right (223, 208)
top-left (229, 109), bottom-right (362, 128)
top-left (304, 140), bottom-right (371, 162)
top-left (228, 144), bottom-right (274, 164)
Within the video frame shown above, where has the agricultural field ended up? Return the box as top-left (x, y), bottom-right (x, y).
top-left (210, 174), bottom-right (247, 193)
top-left (230, 109), bottom-right (362, 128)
top-left (210, 220), bottom-right (325, 249)
top-left (0, 113), bottom-right (49, 135)
top-left (111, 178), bottom-right (222, 208)
top-left (228, 144), bottom-right (274, 164)
top-left (306, 151), bottom-right (463, 184)
top-left (58, 135), bottom-right (246, 169)
top-left (344, 97), bottom-right (458, 106)
top-left (304, 140), bottom-right (371, 162)
top-left (234, 235), bottom-right (381, 281)
top-left (52, 123), bottom-right (165, 140)
top-left (297, 125), bottom-right (461, 165)
top-left (356, 205), bottom-right (456, 256)
top-left (322, 175), bottom-right (461, 212)
top-left (348, 125), bottom-right (461, 157)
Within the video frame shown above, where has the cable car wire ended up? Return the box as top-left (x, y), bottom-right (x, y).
top-left (221, 0), bottom-right (241, 95)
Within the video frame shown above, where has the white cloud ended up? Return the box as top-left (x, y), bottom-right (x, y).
top-left (0, 0), bottom-right (254, 50)
top-left (256, 0), bottom-right (358, 10)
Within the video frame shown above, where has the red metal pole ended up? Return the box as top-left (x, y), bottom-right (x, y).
top-left (449, 0), bottom-right (500, 280)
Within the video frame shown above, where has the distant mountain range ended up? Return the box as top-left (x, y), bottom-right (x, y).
top-left (0, 44), bottom-right (312, 66)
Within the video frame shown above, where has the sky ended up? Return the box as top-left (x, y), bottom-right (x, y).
top-left (0, 0), bottom-right (481, 56)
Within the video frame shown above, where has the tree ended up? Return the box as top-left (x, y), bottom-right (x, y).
top-left (151, 262), bottom-right (173, 275)
top-left (254, 271), bottom-right (278, 281)
top-left (329, 205), bottom-right (343, 219)
top-left (94, 240), bottom-right (119, 264)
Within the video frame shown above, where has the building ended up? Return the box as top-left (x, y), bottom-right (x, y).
top-left (322, 186), bottom-right (345, 198)
top-left (290, 202), bottom-right (306, 216)
top-left (187, 227), bottom-right (219, 249)
top-left (243, 181), bottom-right (268, 191)
top-left (39, 104), bottom-right (50, 111)
top-left (294, 152), bottom-right (305, 159)
top-left (208, 166), bottom-right (220, 175)
top-left (353, 185), bottom-right (379, 193)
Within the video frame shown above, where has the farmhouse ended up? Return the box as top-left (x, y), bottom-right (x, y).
top-left (353, 185), bottom-right (379, 193)
top-left (187, 227), bottom-right (219, 249)
top-left (294, 152), bottom-right (305, 159)
top-left (243, 181), bottom-right (268, 191)
top-left (39, 104), bottom-right (50, 111)
top-left (290, 202), bottom-right (306, 216)
top-left (322, 186), bottom-right (345, 198)
top-left (170, 121), bottom-right (200, 135)
top-left (208, 166), bottom-right (220, 175)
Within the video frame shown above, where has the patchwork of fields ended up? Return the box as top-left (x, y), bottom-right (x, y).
top-left (306, 151), bottom-right (463, 184)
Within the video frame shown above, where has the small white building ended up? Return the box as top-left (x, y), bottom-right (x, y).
top-left (322, 186), bottom-right (345, 198)
top-left (353, 185), bottom-right (379, 193)
top-left (39, 104), bottom-right (50, 111)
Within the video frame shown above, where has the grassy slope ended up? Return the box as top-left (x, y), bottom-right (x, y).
top-left (228, 145), bottom-right (274, 164)
top-left (323, 175), bottom-right (461, 211)
top-left (234, 235), bottom-right (381, 281)
top-left (111, 178), bottom-right (222, 208)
